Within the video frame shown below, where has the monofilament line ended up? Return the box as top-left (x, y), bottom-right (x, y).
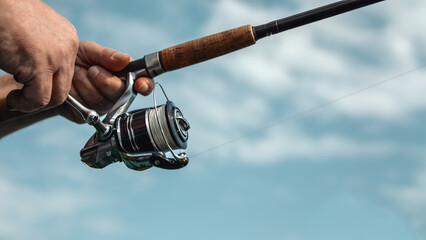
top-left (190, 64), bottom-right (426, 159)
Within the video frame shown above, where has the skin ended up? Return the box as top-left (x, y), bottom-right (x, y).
top-left (0, 0), bottom-right (79, 112)
top-left (0, 41), bottom-right (155, 137)
top-left (61, 41), bottom-right (155, 123)
top-left (0, 0), bottom-right (155, 137)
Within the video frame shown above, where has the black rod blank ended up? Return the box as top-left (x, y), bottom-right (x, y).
top-left (253, 0), bottom-right (385, 40)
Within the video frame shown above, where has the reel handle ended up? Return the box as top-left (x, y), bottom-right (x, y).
top-left (149, 153), bottom-right (188, 170)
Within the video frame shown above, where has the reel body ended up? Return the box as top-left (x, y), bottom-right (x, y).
top-left (68, 72), bottom-right (190, 171)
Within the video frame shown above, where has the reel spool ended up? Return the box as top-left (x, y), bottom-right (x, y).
top-left (114, 101), bottom-right (190, 170)
top-left (78, 73), bottom-right (190, 171)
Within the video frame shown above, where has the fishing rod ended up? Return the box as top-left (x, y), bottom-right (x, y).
top-left (76, 0), bottom-right (384, 172)
top-left (1, 0), bottom-right (385, 171)
top-left (113, 0), bottom-right (385, 78)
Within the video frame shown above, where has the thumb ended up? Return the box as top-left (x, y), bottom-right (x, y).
top-left (78, 41), bottom-right (131, 72)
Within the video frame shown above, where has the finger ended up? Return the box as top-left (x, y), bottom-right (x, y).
top-left (88, 65), bottom-right (126, 102)
top-left (57, 82), bottom-right (86, 124)
top-left (7, 73), bottom-right (53, 112)
top-left (49, 65), bottom-right (73, 107)
top-left (73, 66), bottom-right (113, 114)
top-left (77, 41), bottom-right (131, 71)
top-left (134, 77), bottom-right (155, 96)
top-left (68, 81), bottom-right (86, 107)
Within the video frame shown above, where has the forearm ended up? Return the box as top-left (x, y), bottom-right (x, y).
top-left (0, 74), bottom-right (57, 138)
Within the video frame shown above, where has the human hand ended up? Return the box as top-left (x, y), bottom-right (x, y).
top-left (57, 41), bottom-right (155, 123)
top-left (0, 0), bottom-right (79, 112)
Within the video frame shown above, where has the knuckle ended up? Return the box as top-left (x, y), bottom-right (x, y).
top-left (70, 34), bottom-right (79, 50)
top-left (32, 96), bottom-right (51, 109)
top-left (50, 94), bottom-right (67, 107)
top-left (90, 94), bottom-right (106, 109)
top-left (94, 75), bottom-right (112, 88)
top-left (67, 24), bottom-right (79, 45)
top-left (70, 24), bottom-right (78, 35)
top-left (56, 30), bottom-right (79, 57)
top-left (99, 47), bottom-right (110, 60)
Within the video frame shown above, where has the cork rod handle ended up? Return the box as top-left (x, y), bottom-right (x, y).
top-left (160, 25), bottom-right (256, 72)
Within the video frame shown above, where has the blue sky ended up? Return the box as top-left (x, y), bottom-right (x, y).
top-left (1, 0), bottom-right (426, 239)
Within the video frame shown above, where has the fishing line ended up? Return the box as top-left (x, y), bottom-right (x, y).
top-left (190, 64), bottom-right (426, 159)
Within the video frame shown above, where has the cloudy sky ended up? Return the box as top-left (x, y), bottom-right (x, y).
top-left (1, 0), bottom-right (426, 239)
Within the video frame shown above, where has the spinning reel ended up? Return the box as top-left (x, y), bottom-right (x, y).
top-left (66, 72), bottom-right (190, 171)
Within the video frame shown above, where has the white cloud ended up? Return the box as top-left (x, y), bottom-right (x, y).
top-left (0, 175), bottom-right (123, 239)
top-left (177, 0), bottom-right (426, 162)
top-left (219, 124), bottom-right (396, 164)
top-left (200, 0), bottom-right (426, 123)
top-left (384, 165), bottom-right (426, 231)
top-left (81, 11), bottom-right (171, 55)
top-left (2, 0), bottom-right (426, 239)
top-left (35, 121), bottom-right (91, 150)
top-left (39, 0), bottom-right (425, 168)
top-left (202, 0), bottom-right (286, 32)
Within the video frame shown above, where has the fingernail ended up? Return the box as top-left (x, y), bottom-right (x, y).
top-left (74, 65), bottom-right (81, 73)
top-left (111, 52), bottom-right (127, 60)
top-left (88, 66), bottom-right (100, 79)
